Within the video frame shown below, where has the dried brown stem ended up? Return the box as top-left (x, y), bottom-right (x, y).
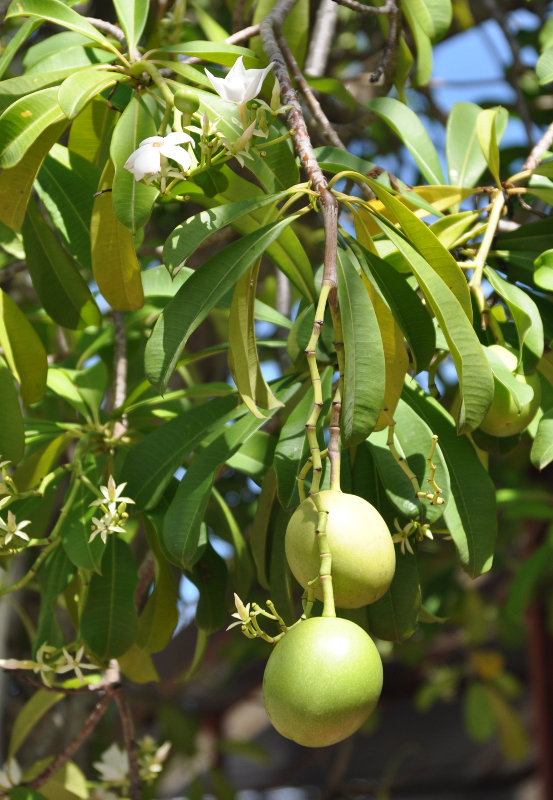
top-left (524, 121), bottom-right (553, 172)
top-left (27, 693), bottom-right (111, 789)
top-left (369, 3), bottom-right (399, 84)
top-left (112, 676), bottom-right (141, 800)
top-left (329, 0), bottom-right (395, 13)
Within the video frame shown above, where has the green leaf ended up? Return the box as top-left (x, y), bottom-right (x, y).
top-left (365, 178), bottom-right (472, 320)
top-left (252, 0), bottom-right (308, 67)
top-left (10, 788), bottom-right (48, 800)
top-left (419, 0), bottom-right (452, 41)
top-left (22, 200), bottom-right (100, 329)
top-left (484, 267), bottom-right (544, 373)
top-left (531, 408), bottom-right (553, 470)
top-left (0, 118), bottom-right (68, 230)
top-left (120, 395), bottom-right (239, 509)
top-left (337, 246), bottom-right (385, 446)
top-left (0, 68), bottom-right (81, 115)
top-left (5, 0), bottom-right (121, 58)
top-left (0, 87), bottom-right (66, 168)
top-left (228, 263), bottom-right (284, 417)
top-left (225, 430), bottom-right (276, 479)
top-left (34, 546), bottom-right (75, 653)
top-left (80, 537), bottom-right (139, 660)
top-left (209, 486), bottom-right (255, 598)
top-left (67, 96), bottom-right (118, 169)
top-left (35, 144), bottom-right (98, 270)
top-left (113, 0), bottom-right (149, 52)
top-left (430, 210), bottom-right (481, 250)
top-left (250, 468), bottom-right (276, 589)
top-left (446, 102), bottom-right (507, 188)
top-left (476, 107), bottom-right (504, 186)
top-left (8, 689), bottom-right (64, 759)
top-left (367, 98), bottom-right (445, 184)
top-left (505, 531), bottom-right (553, 620)
top-left (367, 398), bottom-right (450, 524)
top-left (268, 507), bottom-right (295, 625)
top-left (374, 218), bottom-right (494, 433)
top-left (110, 94), bottom-right (159, 232)
top-left (313, 146), bottom-right (376, 176)
top-left (484, 686), bottom-right (529, 762)
top-left (118, 643), bottom-right (159, 683)
top-left (34, 760), bottom-right (89, 800)
top-left (163, 192), bottom-right (289, 275)
top-left (401, 0), bottom-right (433, 85)
top-left (156, 41), bottom-right (260, 65)
top-left (0, 19), bottom-right (42, 80)
top-left (90, 159), bottom-right (145, 311)
top-left (60, 469), bottom-right (105, 573)
top-left (464, 682), bottom-right (496, 742)
top-left (137, 518), bottom-right (179, 652)
top-left (0, 287), bottom-right (48, 405)
top-left (161, 377), bottom-right (300, 567)
top-left (145, 215), bottom-right (299, 394)
top-left (189, 541), bottom-right (228, 632)
top-left (350, 238), bottom-right (435, 374)
top-left (0, 354), bottom-right (25, 463)
top-left (536, 44), bottom-right (553, 85)
top-left (58, 66), bottom-right (126, 119)
top-left (403, 378), bottom-right (497, 577)
top-left (366, 546), bottom-right (421, 642)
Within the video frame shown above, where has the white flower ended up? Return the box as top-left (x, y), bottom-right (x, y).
top-left (0, 510), bottom-right (30, 547)
top-left (89, 510), bottom-right (126, 544)
top-left (0, 758), bottom-right (21, 790)
top-left (124, 132), bottom-right (194, 182)
top-left (90, 476), bottom-right (135, 512)
top-left (94, 743), bottom-right (128, 785)
top-left (205, 57), bottom-right (274, 105)
top-left (56, 645), bottom-right (97, 684)
top-left (227, 593), bottom-right (252, 630)
top-left (392, 519), bottom-right (415, 556)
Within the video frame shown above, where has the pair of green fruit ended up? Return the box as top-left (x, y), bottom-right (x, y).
top-left (263, 490), bottom-right (395, 748)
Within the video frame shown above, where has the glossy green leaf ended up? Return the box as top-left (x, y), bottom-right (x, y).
top-left (446, 102), bottom-right (507, 188)
top-left (156, 41), bottom-right (259, 65)
top-left (8, 689), bottom-right (64, 759)
top-left (5, 0), bottom-right (121, 58)
top-left (485, 267), bottom-right (543, 372)
top-left (419, 0), bottom-right (452, 41)
top-left (90, 160), bottom-right (145, 311)
top-left (67, 96), bottom-right (118, 169)
top-left (145, 215), bottom-right (299, 393)
top-left (113, 0), bottom-right (149, 52)
top-left (110, 94), bottom-right (159, 232)
top-left (60, 468), bottom-right (105, 573)
top-left (367, 398), bottom-right (450, 524)
top-left (228, 262), bottom-right (284, 417)
top-left (476, 107), bottom-right (503, 186)
top-left (120, 395), bottom-right (238, 509)
top-left (210, 486), bottom-right (255, 598)
top-left (0, 68), bottom-right (80, 115)
top-left (225, 430), bottom-right (276, 479)
top-left (350, 239), bottom-right (435, 374)
top-left (531, 408), bottom-right (553, 470)
top-left (189, 541), bottom-right (228, 632)
top-left (33, 760), bottom-right (89, 800)
top-left (118, 643), bottom-right (159, 683)
top-left (337, 246), bottom-right (385, 446)
top-left (403, 378), bottom-right (497, 576)
top-left (34, 546), bottom-right (75, 653)
top-left (0, 119), bottom-right (68, 230)
top-left (366, 547), bottom-right (421, 642)
top-left (163, 192), bottom-right (288, 275)
top-left (137, 518), bottom-right (179, 652)
top-left (374, 218), bottom-right (494, 433)
top-left (250, 468), bottom-right (276, 589)
top-left (313, 146), bottom-right (376, 176)
top-left (80, 537), bottom-right (139, 660)
top-left (10, 789), bottom-right (48, 800)
top-left (22, 200), bottom-right (100, 329)
top-left (58, 66), bottom-right (126, 119)
top-left (161, 377), bottom-right (299, 567)
top-left (0, 355), bottom-right (25, 463)
top-left (401, 0), bottom-right (433, 85)
top-left (0, 87), bottom-right (66, 168)
top-left (268, 507), bottom-right (295, 625)
top-left (366, 178), bottom-right (472, 320)
top-left (0, 19), bottom-right (41, 80)
top-left (536, 44), bottom-right (553, 85)
top-left (0, 287), bottom-right (48, 405)
top-left (193, 3), bottom-right (230, 40)
top-left (252, 0), bottom-right (308, 67)
top-left (367, 97), bottom-right (445, 184)
top-left (274, 371), bottom-right (332, 510)
top-left (35, 144), bottom-right (98, 270)
top-left (430, 210), bottom-right (481, 250)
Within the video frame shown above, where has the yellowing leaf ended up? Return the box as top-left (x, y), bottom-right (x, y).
top-left (0, 287), bottom-right (47, 405)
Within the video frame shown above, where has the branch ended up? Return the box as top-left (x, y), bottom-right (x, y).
top-left (524, 121), bottom-right (553, 172)
top-left (0, 261), bottom-right (26, 284)
top-left (330, 0), bottom-right (396, 12)
top-left (111, 311), bottom-right (128, 437)
top-left (111, 664), bottom-right (141, 800)
top-left (304, 0), bottom-right (340, 77)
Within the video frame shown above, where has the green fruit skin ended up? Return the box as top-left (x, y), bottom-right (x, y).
top-left (263, 616), bottom-right (383, 748)
top-left (285, 490), bottom-right (396, 609)
top-left (173, 88), bottom-right (200, 114)
top-left (479, 346), bottom-right (541, 438)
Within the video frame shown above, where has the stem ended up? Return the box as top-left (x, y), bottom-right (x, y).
top-left (468, 189), bottom-right (505, 328)
top-left (312, 493), bottom-right (335, 618)
top-left (328, 386), bottom-right (342, 491)
top-left (304, 284), bottom-right (331, 495)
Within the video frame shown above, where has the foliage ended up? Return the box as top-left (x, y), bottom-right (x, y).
top-left (0, 0), bottom-right (552, 796)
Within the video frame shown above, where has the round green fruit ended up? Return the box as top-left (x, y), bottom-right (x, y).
top-left (285, 490), bottom-right (396, 608)
top-left (173, 88), bottom-right (200, 115)
top-left (479, 345), bottom-right (541, 438)
top-left (262, 616), bottom-right (383, 747)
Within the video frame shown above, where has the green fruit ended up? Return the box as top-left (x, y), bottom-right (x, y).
top-left (173, 88), bottom-right (200, 115)
top-left (285, 490), bottom-right (395, 608)
top-left (263, 616), bottom-right (383, 747)
top-left (479, 345), bottom-right (541, 438)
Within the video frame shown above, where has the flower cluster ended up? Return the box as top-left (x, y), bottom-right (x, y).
top-left (89, 476), bottom-right (135, 545)
top-left (0, 642), bottom-right (96, 687)
top-left (124, 57), bottom-right (277, 186)
top-left (0, 510), bottom-right (30, 550)
top-left (92, 737), bottom-right (171, 795)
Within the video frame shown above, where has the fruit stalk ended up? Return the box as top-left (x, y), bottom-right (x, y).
top-left (304, 282), bottom-right (331, 495)
top-left (312, 492), bottom-right (336, 617)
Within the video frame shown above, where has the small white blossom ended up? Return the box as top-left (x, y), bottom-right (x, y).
top-left (0, 510), bottom-right (30, 547)
top-left (205, 57), bottom-right (274, 105)
top-left (138, 737), bottom-right (172, 783)
top-left (56, 645), bottom-right (97, 684)
top-left (124, 132), bottom-right (194, 182)
top-left (93, 743), bottom-right (128, 785)
top-left (90, 476), bottom-right (135, 512)
top-left (227, 593), bottom-right (252, 630)
top-left (392, 519), bottom-right (415, 556)
top-left (89, 510), bottom-right (126, 544)
top-left (0, 758), bottom-right (21, 790)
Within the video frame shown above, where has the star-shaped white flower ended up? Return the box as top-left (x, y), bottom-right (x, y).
top-left (89, 510), bottom-right (126, 544)
top-left (0, 510), bottom-right (30, 547)
top-left (56, 645), bottom-right (97, 684)
top-left (90, 476), bottom-right (135, 511)
top-left (392, 519), bottom-right (415, 556)
top-left (226, 592), bottom-right (252, 630)
top-left (124, 132), bottom-right (194, 182)
top-left (205, 57), bottom-right (274, 105)
top-left (93, 743), bottom-right (129, 785)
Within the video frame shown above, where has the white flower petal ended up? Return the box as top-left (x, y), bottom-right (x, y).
top-left (164, 131), bottom-right (194, 145)
top-left (139, 136), bottom-right (165, 147)
top-left (125, 147), bottom-right (161, 181)
top-left (160, 143), bottom-right (192, 172)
